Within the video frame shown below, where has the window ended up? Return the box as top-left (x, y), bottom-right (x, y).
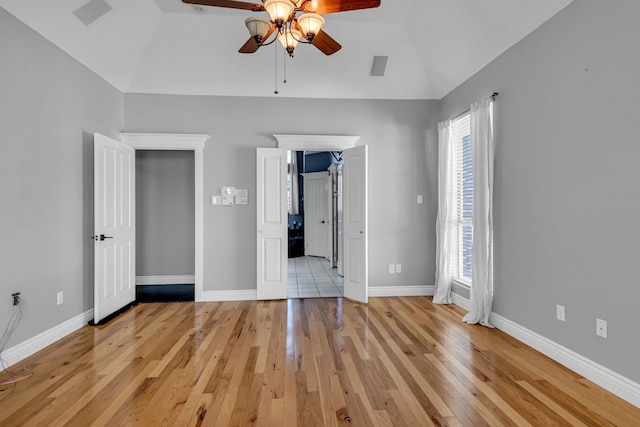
top-left (452, 113), bottom-right (472, 283)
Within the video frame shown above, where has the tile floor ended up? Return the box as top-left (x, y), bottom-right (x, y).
top-left (288, 256), bottom-right (344, 298)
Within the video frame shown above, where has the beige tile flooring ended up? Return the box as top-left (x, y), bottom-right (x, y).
top-left (287, 256), bottom-right (344, 298)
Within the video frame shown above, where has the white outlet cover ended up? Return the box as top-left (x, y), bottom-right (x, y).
top-left (556, 304), bottom-right (565, 322)
top-left (388, 264), bottom-right (395, 274)
top-left (596, 318), bottom-right (607, 338)
top-left (396, 264), bottom-right (402, 273)
top-left (417, 195), bottom-right (423, 204)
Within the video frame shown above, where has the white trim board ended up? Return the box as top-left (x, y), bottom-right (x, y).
top-left (450, 293), bottom-right (640, 408)
top-left (369, 285), bottom-right (434, 297)
top-left (1, 309), bottom-right (93, 368)
top-left (274, 134), bottom-right (361, 151)
top-left (136, 275), bottom-right (196, 285)
top-left (201, 290), bottom-right (258, 302)
top-left (121, 133), bottom-right (208, 302)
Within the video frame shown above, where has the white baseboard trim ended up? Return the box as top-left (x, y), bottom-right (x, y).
top-left (449, 292), bottom-right (640, 408)
top-left (490, 311), bottom-right (640, 408)
top-left (369, 285), bottom-right (434, 297)
top-left (451, 292), bottom-right (470, 311)
top-left (201, 290), bottom-right (257, 302)
top-left (1, 309), bottom-right (93, 368)
top-left (136, 275), bottom-right (195, 285)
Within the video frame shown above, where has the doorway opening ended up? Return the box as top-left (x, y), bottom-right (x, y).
top-left (135, 150), bottom-right (195, 302)
top-left (287, 150), bottom-right (344, 299)
top-left (121, 133), bottom-right (208, 302)
top-left (257, 135), bottom-right (367, 303)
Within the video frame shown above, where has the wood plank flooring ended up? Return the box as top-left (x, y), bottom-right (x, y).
top-left (1, 297), bottom-right (639, 426)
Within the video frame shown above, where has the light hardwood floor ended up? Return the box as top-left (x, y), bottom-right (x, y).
top-left (1, 297), bottom-right (639, 426)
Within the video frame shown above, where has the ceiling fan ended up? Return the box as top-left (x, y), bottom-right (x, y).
top-left (182, 0), bottom-right (381, 57)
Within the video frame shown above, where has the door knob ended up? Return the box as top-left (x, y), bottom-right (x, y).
top-left (93, 234), bottom-right (113, 241)
top-left (320, 220), bottom-right (326, 224)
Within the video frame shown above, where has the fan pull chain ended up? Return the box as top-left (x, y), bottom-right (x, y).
top-left (283, 48), bottom-right (287, 85)
top-left (274, 42), bottom-right (278, 95)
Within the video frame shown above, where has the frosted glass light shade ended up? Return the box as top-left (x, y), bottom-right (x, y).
top-left (264, 0), bottom-right (295, 25)
top-left (245, 17), bottom-right (272, 43)
top-left (277, 28), bottom-right (301, 55)
top-left (297, 13), bottom-right (324, 40)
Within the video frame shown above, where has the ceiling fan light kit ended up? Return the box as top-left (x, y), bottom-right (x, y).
top-left (277, 28), bottom-right (302, 55)
top-left (297, 12), bottom-right (325, 41)
top-left (245, 17), bottom-right (272, 44)
top-left (264, 0), bottom-right (295, 28)
top-left (183, 0), bottom-right (380, 57)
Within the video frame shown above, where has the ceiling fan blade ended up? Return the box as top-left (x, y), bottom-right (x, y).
top-left (312, 30), bottom-right (342, 55)
top-left (239, 24), bottom-right (276, 53)
top-left (302, 0), bottom-right (380, 14)
top-left (182, 0), bottom-right (265, 12)
top-left (239, 37), bottom-right (260, 54)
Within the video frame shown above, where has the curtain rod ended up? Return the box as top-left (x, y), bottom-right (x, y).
top-left (449, 92), bottom-right (499, 121)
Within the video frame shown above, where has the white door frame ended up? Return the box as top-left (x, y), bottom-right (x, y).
top-left (272, 134), bottom-right (364, 297)
top-left (121, 133), bottom-right (209, 302)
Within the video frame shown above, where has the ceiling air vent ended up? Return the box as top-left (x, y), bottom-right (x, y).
top-left (370, 56), bottom-right (388, 77)
top-left (73, 0), bottom-right (112, 26)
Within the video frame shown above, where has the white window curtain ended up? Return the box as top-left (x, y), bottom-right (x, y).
top-left (462, 97), bottom-right (494, 327)
top-left (433, 120), bottom-right (455, 304)
top-left (289, 151), bottom-right (299, 215)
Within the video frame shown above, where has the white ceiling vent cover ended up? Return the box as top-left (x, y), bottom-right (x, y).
top-left (370, 56), bottom-right (388, 77)
top-left (73, 0), bottom-right (112, 26)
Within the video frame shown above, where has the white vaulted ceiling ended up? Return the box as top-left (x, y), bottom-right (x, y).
top-left (0, 0), bottom-right (573, 99)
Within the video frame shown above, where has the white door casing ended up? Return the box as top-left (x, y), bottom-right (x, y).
top-left (256, 148), bottom-right (288, 300)
top-left (304, 171), bottom-right (332, 259)
top-left (343, 145), bottom-right (368, 303)
top-left (94, 133), bottom-right (136, 324)
top-left (336, 164), bottom-right (344, 276)
top-left (120, 133), bottom-right (208, 301)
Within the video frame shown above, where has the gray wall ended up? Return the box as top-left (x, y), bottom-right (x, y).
top-left (0, 9), bottom-right (123, 345)
top-left (441, 0), bottom-right (640, 383)
top-left (124, 95), bottom-right (440, 292)
top-left (136, 151), bottom-right (195, 276)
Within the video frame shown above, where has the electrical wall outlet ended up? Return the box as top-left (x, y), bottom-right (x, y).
top-left (556, 304), bottom-right (565, 322)
top-left (388, 264), bottom-right (396, 275)
top-left (417, 195), bottom-right (423, 204)
top-left (57, 291), bottom-right (63, 306)
top-left (396, 264), bottom-right (402, 274)
top-left (596, 318), bottom-right (607, 339)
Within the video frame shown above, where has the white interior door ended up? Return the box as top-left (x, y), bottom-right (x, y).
top-left (343, 145), bottom-right (368, 303)
top-left (337, 164), bottom-right (344, 276)
top-left (304, 171), bottom-right (331, 259)
top-left (94, 133), bottom-right (135, 324)
top-left (256, 148), bottom-right (288, 300)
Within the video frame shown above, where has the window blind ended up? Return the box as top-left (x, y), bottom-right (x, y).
top-left (451, 113), bottom-right (473, 283)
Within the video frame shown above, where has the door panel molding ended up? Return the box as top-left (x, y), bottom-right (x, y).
top-left (343, 145), bottom-right (368, 303)
top-left (256, 148), bottom-right (288, 300)
top-left (94, 133), bottom-right (136, 323)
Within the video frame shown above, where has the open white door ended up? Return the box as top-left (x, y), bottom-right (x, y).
top-left (343, 145), bottom-right (368, 303)
top-left (304, 171), bottom-right (332, 259)
top-left (94, 133), bottom-right (135, 324)
top-left (256, 148), bottom-right (288, 300)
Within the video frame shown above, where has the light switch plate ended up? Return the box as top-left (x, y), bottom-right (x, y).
top-left (236, 189), bottom-right (248, 205)
top-left (211, 195), bottom-right (221, 205)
